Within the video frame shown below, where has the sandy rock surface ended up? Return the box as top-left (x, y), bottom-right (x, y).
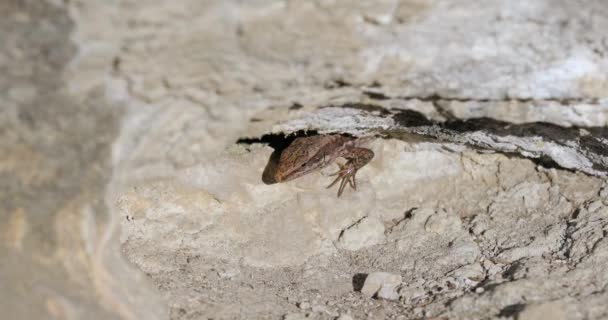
top-left (2, 0), bottom-right (608, 319)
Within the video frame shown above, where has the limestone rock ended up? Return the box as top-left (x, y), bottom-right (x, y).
top-left (8, 0), bottom-right (608, 319)
top-left (360, 272), bottom-right (402, 298)
top-left (377, 284), bottom-right (400, 301)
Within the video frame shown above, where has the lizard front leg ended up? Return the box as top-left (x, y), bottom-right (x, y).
top-left (327, 146), bottom-right (374, 197)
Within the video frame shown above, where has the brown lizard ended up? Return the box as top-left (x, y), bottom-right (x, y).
top-left (274, 134), bottom-right (374, 197)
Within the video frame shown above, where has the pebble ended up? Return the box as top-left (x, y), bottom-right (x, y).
top-left (360, 272), bottom-right (402, 298)
top-left (377, 284), bottom-right (400, 301)
top-left (217, 268), bottom-right (239, 279)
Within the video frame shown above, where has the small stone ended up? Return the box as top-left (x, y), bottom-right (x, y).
top-left (360, 272), bottom-right (402, 298)
top-left (337, 217), bottom-right (386, 251)
top-left (217, 268), bottom-right (239, 279)
top-left (297, 302), bottom-right (310, 310)
top-left (336, 314), bottom-right (353, 320)
top-left (377, 284), bottom-right (400, 301)
top-left (451, 263), bottom-right (485, 286)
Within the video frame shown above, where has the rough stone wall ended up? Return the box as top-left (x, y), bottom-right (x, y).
top-left (2, 0), bottom-right (608, 319)
top-left (0, 1), bottom-right (164, 319)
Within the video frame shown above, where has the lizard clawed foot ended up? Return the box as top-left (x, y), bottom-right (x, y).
top-left (326, 162), bottom-right (358, 197)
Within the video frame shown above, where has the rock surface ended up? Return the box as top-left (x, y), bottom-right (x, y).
top-left (337, 216), bottom-right (386, 251)
top-left (2, 1), bottom-right (608, 320)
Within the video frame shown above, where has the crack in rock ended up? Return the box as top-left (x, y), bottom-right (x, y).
top-left (267, 103), bottom-right (608, 178)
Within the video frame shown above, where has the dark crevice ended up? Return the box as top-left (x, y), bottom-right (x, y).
top-left (580, 134), bottom-right (608, 157)
top-left (385, 207), bottom-right (417, 234)
top-left (389, 108), bottom-right (608, 174)
top-left (534, 155), bottom-right (572, 172)
top-left (390, 93), bottom-right (599, 106)
top-left (557, 208), bottom-right (580, 261)
top-left (240, 102), bottom-right (608, 181)
top-left (391, 109), bottom-right (434, 127)
top-left (497, 303), bottom-right (526, 319)
top-left (363, 90), bottom-right (391, 100)
top-left (431, 100), bottom-right (458, 121)
top-left (338, 216), bottom-right (367, 240)
top-left (352, 273), bottom-right (368, 292)
top-left (323, 102), bottom-right (392, 115)
top-left (440, 117), bottom-right (581, 141)
top-left (289, 102), bottom-right (303, 110)
top-left (237, 130), bottom-right (320, 151)
top-left (324, 78), bottom-right (352, 89)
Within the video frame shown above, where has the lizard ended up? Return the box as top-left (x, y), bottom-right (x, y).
top-left (273, 134), bottom-right (374, 197)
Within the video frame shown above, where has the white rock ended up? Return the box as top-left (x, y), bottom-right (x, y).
top-left (337, 217), bottom-right (386, 251)
top-left (377, 284), bottom-right (400, 301)
top-left (217, 268), bottom-right (239, 279)
top-left (336, 314), bottom-right (354, 320)
top-left (297, 302), bottom-right (310, 310)
top-left (360, 272), bottom-right (402, 298)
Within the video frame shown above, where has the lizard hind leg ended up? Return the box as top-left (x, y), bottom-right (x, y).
top-left (327, 146), bottom-right (374, 197)
top-left (326, 162), bottom-right (358, 197)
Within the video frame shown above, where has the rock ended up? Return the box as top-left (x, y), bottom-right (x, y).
top-left (337, 216), bottom-right (386, 251)
top-left (450, 263), bottom-right (485, 287)
top-left (336, 314), bottom-right (354, 320)
top-left (297, 302), bottom-right (310, 310)
top-left (377, 284), bottom-right (400, 301)
top-left (217, 268), bottom-right (239, 280)
top-left (16, 0), bottom-right (608, 319)
top-left (360, 272), bottom-right (402, 298)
